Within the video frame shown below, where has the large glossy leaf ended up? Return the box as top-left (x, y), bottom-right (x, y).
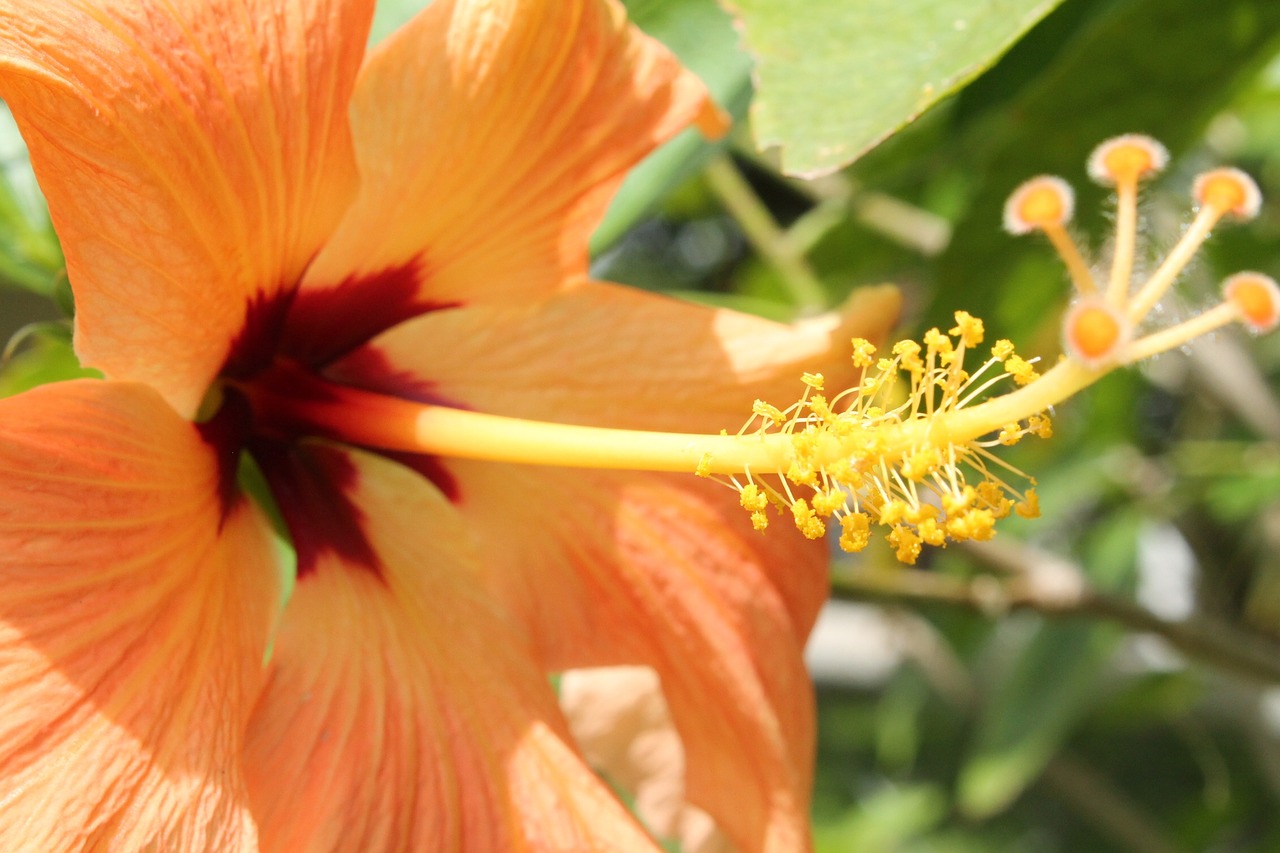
top-left (724, 0), bottom-right (1064, 177)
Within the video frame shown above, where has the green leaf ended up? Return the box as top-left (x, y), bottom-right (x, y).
top-left (725, 0), bottom-right (1064, 177)
top-left (0, 103), bottom-right (64, 297)
top-left (814, 784), bottom-right (948, 852)
top-left (0, 323), bottom-right (98, 398)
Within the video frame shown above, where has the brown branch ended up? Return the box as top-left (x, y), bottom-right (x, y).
top-left (830, 541), bottom-right (1280, 685)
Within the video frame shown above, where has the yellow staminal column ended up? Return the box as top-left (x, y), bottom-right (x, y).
top-left (242, 136), bottom-right (1277, 567)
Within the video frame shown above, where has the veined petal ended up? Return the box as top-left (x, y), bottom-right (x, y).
top-left (0, 0), bottom-right (373, 417)
top-left (0, 380), bottom-right (281, 850)
top-left (324, 285), bottom-right (903, 850)
top-left (329, 280), bottom-right (903, 435)
top-left (302, 0), bottom-right (724, 309)
top-left (329, 281), bottom-right (900, 644)
top-left (448, 464), bottom-right (823, 853)
top-left (242, 445), bottom-right (659, 852)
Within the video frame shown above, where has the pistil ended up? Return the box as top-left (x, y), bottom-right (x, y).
top-left (237, 134), bottom-right (1277, 566)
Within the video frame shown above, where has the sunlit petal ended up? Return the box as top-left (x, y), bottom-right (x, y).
top-left (242, 445), bottom-right (660, 852)
top-left (303, 0), bottom-right (724, 308)
top-left (0, 380), bottom-right (281, 849)
top-left (329, 280), bottom-right (902, 435)
top-left (450, 465), bottom-right (822, 852)
top-left (0, 0), bottom-right (373, 416)
top-left (323, 278), bottom-right (898, 848)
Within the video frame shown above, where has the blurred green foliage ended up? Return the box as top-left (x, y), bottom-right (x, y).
top-left (7, 0), bottom-right (1280, 850)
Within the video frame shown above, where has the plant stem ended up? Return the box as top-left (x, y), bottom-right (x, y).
top-left (703, 154), bottom-right (829, 313)
top-left (830, 544), bottom-right (1280, 684)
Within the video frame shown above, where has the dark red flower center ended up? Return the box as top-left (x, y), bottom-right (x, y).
top-left (199, 261), bottom-right (462, 578)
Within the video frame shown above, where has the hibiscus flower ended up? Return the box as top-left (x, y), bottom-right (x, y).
top-left (0, 0), bottom-right (900, 850)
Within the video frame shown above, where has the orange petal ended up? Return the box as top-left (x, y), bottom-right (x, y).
top-left (449, 464), bottom-right (823, 853)
top-left (242, 445), bottom-right (659, 852)
top-left (0, 380), bottom-right (282, 849)
top-left (302, 0), bottom-right (725, 308)
top-left (328, 280), bottom-right (902, 436)
top-left (0, 0), bottom-right (373, 417)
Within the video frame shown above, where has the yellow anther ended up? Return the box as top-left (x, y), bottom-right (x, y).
top-left (950, 311), bottom-right (985, 348)
top-left (923, 327), bottom-right (952, 352)
top-left (850, 337), bottom-right (877, 367)
top-left (727, 305), bottom-right (1064, 563)
top-left (900, 446), bottom-right (941, 480)
top-left (1223, 272), bottom-right (1280, 333)
top-left (1193, 168), bottom-right (1261, 220)
top-left (862, 490), bottom-right (885, 514)
top-left (812, 489), bottom-right (845, 517)
top-left (905, 503), bottom-right (938, 525)
top-left (695, 453), bottom-right (712, 478)
top-left (752, 399), bottom-right (786, 425)
top-left (839, 513), bottom-right (871, 553)
top-left (976, 481), bottom-right (1014, 518)
top-left (998, 422), bottom-right (1023, 446)
top-left (946, 508), bottom-right (996, 542)
top-left (1028, 414), bottom-right (1053, 439)
top-left (1016, 489), bottom-right (1041, 519)
top-left (1087, 134), bottom-right (1168, 186)
top-left (879, 499), bottom-right (908, 526)
top-left (792, 498), bottom-right (826, 539)
top-left (1004, 355), bottom-right (1039, 385)
top-left (751, 511), bottom-right (769, 531)
top-left (739, 483), bottom-right (769, 513)
top-left (888, 525), bottom-right (924, 565)
top-left (892, 339), bottom-right (924, 375)
top-left (942, 485), bottom-right (976, 516)
top-left (1063, 299), bottom-right (1130, 367)
top-left (917, 517), bottom-right (946, 547)
top-left (801, 372), bottom-right (825, 390)
top-left (1003, 175), bottom-right (1075, 235)
top-left (808, 394), bottom-right (834, 423)
top-left (825, 457), bottom-right (859, 488)
top-left (786, 461), bottom-right (818, 488)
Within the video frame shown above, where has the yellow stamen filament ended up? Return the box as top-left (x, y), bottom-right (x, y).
top-left (1108, 175), bottom-right (1140, 304)
top-left (1127, 168), bottom-right (1261, 323)
top-left (1126, 203), bottom-right (1220, 322)
top-left (1121, 302), bottom-right (1239, 364)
